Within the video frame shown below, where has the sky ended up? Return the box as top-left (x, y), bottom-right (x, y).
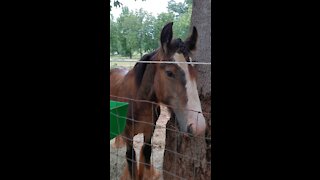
top-left (110, 0), bottom-right (185, 19)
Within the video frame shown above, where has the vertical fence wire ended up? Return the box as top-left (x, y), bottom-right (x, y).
top-left (109, 99), bottom-right (211, 180)
top-left (110, 62), bottom-right (211, 180)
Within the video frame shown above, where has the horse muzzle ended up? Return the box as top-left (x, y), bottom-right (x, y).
top-left (174, 110), bottom-right (206, 137)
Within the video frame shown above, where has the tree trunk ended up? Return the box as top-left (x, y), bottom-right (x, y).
top-left (191, 0), bottom-right (211, 98)
top-left (163, 0), bottom-right (211, 179)
top-left (163, 112), bottom-right (211, 180)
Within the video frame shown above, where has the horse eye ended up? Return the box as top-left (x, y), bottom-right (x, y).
top-left (165, 70), bottom-right (175, 78)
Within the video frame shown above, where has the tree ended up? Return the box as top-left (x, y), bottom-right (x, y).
top-left (109, 0), bottom-right (212, 178)
top-left (109, 0), bottom-right (122, 11)
top-left (110, 15), bottom-right (120, 55)
top-left (172, 2), bottom-right (192, 40)
top-left (109, 0), bottom-right (147, 11)
top-left (191, 0), bottom-right (211, 98)
top-left (110, 0), bottom-right (193, 58)
top-left (163, 0), bottom-right (211, 179)
top-left (139, 11), bottom-right (157, 54)
top-left (116, 7), bottom-right (142, 58)
top-left (112, 6), bottom-right (157, 58)
top-left (167, 0), bottom-right (189, 17)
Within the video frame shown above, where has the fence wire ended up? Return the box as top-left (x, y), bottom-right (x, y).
top-left (110, 97), bottom-right (211, 180)
top-left (110, 60), bottom-right (211, 65)
top-left (110, 61), bottom-right (211, 180)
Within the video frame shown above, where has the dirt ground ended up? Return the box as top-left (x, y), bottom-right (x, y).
top-left (110, 106), bottom-right (170, 180)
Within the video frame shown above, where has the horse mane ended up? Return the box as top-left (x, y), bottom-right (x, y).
top-left (133, 50), bottom-right (158, 87)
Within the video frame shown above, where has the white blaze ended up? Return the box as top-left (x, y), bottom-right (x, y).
top-left (173, 53), bottom-right (206, 136)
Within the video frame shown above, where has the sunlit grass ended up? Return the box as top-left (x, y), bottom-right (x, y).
top-left (110, 56), bottom-right (139, 69)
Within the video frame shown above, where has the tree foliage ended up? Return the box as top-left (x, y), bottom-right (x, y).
top-left (110, 0), bottom-right (192, 58)
top-left (109, 0), bottom-right (121, 11)
top-left (167, 0), bottom-right (189, 16)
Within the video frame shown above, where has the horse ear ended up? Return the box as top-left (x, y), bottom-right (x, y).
top-left (160, 22), bottom-right (173, 54)
top-left (185, 26), bottom-right (198, 51)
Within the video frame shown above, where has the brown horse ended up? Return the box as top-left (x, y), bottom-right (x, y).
top-left (110, 22), bottom-right (206, 180)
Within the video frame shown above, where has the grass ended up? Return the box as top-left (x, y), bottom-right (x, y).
top-left (110, 55), bottom-right (140, 69)
top-left (110, 54), bottom-right (141, 59)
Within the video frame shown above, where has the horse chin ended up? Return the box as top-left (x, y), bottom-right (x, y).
top-left (172, 110), bottom-right (189, 134)
top-left (172, 109), bottom-right (207, 137)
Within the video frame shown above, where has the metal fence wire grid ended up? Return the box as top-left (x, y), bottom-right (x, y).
top-left (110, 60), bottom-right (211, 180)
top-left (110, 97), bottom-right (211, 180)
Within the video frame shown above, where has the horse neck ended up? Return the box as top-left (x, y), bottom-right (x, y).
top-left (110, 64), bottom-right (156, 103)
top-left (109, 68), bottom-right (138, 103)
top-left (131, 50), bottom-right (160, 102)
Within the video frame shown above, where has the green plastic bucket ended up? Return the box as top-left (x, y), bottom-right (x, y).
top-left (110, 100), bottom-right (128, 140)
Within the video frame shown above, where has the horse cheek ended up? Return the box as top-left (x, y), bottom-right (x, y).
top-left (153, 75), bottom-right (162, 102)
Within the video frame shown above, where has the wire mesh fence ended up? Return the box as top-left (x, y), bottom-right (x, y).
top-left (110, 60), bottom-right (211, 180)
top-left (110, 99), bottom-right (211, 179)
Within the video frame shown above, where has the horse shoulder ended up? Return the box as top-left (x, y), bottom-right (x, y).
top-left (110, 68), bottom-right (138, 100)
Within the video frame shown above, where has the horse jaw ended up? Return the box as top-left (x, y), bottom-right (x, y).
top-left (173, 53), bottom-right (206, 136)
top-left (173, 83), bottom-right (206, 137)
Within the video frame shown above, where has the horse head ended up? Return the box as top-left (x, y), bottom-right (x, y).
top-left (152, 22), bottom-right (206, 136)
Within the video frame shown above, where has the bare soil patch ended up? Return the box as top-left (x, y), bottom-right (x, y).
top-left (110, 106), bottom-right (170, 180)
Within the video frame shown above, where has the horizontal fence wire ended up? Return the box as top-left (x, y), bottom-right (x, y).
top-left (111, 153), bottom-right (187, 180)
top-left (110, 94), bottom-right (211, 180)
top-left (109, 110), bottom-right (211, 141)
top-left (110, 126), bottom-right (211, 163)
top-left (110, 95), bottom-right (210, 115)
top-left (110, 60), bottom-right (211, 65)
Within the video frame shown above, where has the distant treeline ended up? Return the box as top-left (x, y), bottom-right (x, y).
top-left (110, 0), bottom-right (192, 58)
